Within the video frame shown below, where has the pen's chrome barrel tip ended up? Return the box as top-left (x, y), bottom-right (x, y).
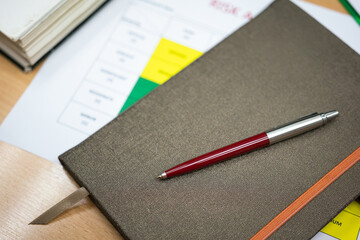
top-left (157, 173), bottom-right (167, 180)
top-left (325, 110), bottom-right (339, 121)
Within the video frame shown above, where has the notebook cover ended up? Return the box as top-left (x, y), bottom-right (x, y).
top-left (59, 0), bottom-right (360, 239)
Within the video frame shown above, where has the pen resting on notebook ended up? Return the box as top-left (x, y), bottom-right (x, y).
top-left (158, 111), bottom-right (339, 179)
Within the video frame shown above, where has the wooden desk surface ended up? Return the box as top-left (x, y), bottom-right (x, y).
top-left (0, 1), bottom-right (347, 239)
top-left (0, 54), bottom-right (122, 239)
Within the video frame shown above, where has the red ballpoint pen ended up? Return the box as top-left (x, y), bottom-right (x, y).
top-left (157, 111), bottom-right (339, 179)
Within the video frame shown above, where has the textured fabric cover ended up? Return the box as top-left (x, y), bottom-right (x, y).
top-left (60, 1), bottom-right (360, 239)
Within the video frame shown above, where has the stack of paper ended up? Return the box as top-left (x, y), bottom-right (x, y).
top-left (0, 0), bottom-right (106, 71)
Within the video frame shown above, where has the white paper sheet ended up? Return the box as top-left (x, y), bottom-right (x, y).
top-left (312, 232), bottom-right (340, 240)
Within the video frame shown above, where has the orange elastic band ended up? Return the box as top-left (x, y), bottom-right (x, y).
top-left (251, 147), bottom-right (360, 240)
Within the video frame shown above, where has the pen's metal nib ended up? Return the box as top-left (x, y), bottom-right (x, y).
top-left (324, 110), bottom-right (339, 121)
top-left (157, 173), bottom-right (167, 180)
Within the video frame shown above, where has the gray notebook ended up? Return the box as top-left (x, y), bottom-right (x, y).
top-left (60, 0), bottom-right (360, 239)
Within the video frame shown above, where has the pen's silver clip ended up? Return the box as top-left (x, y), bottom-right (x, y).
top-left (266, 112), bottom-right (318, 132)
